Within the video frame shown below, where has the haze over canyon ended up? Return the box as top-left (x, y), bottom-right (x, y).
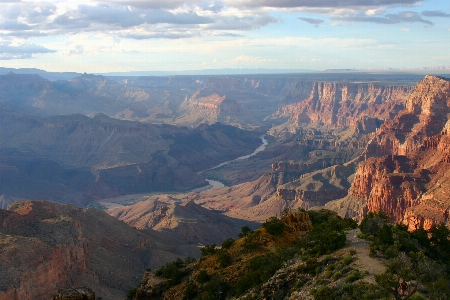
top-left (1, 69), bottom-right (450, 299)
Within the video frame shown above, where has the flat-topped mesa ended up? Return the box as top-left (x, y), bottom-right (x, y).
top-left (279, 82), bottom-right (412, 127)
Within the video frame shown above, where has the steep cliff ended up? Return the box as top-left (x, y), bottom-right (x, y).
top-left (343, 76), bottom-right (450, 228)
top-left (0, 200), bottom-right (192, 300)
top-left (277, 82), bottom-right (412, 128)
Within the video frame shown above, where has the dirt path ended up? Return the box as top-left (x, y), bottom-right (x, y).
top-left (344, 228), bottom-right (386, 283)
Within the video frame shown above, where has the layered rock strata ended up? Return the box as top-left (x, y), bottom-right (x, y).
top-left (0, 200), bottom-right (195, 300)
top-left (344, 76), bottom-right (450, 228)
top-left (278, 82), bottom-right (412, 127)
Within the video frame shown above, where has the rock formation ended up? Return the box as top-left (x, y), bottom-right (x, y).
top-left (341, 76), bottom-right (450, 228)
top-left (277, 82), bottom-right (412, 128)
top-left (53, 287), bottom-right (95, 300)
top-left (0, 200), bottom-right (198, 300)
top-left (108, 199), bottom-right (257, 245)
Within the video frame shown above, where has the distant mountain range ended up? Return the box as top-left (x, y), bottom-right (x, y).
top-left (1, 66), bottom-right (449, 81)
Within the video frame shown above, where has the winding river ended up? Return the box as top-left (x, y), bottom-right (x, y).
top-left (201, 137), bottom-right (268, 190)
top-left (99, 137), bottom-right (269, 208)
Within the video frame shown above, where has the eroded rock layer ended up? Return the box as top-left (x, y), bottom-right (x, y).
top-left (278, 82), bottom-right (412, 127)
top-left (0, 200), bottom-right (196, 300)
top-left (344, 76), bottom-right (450, 229)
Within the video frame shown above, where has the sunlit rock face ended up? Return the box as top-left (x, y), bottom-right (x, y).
top-left (346, 76), bottom-right (450, 229)
top-left (278, 82), bottom-right (412, 127)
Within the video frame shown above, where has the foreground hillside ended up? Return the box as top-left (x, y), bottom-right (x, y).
top-left (129, 209), bottom-right (450, 300)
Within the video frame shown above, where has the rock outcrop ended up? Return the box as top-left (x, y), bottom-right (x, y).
top-left (277, 82), bottom-right (412, 128)
top-left (108, 199), bottom-right (257, 245)
top-left (0, 200), bottom-right (196, 300)
top-left (53, 287), bottom-right (95, 300)
top-left (343, 76), bottom-right (450, 228)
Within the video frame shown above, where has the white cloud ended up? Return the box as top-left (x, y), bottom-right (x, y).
top-left (401, 27), bottom-right (410, 31)
top-left (0, 41), bottom-right (55, 59)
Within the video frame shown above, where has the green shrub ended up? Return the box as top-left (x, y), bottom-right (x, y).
top-left (201, 278), bottom-right (230, 300)
top-left (196, 270), bottom-right (210, 284)
top-left (126, 288), bottom-right (137, 300)
top-left (238, 226), bottom-right (252, 238)
top-left (359, 211), bottom-right (390, 236)
top-left (377, 224), bottom-right (394, 246)
top-left (201, 244), bottom-right (217, 257)
top-left (241, 230), bottom-right (261, 252)
top-left (221, 238), bottom-right (235, 249)
top-left (217, 250), bottom-right (232, 268)
top-left (344, 270), bottom-right (362, 283)
top-left (154, 260), bottom-right (188, 287)
top-left (297, 225), bottom-right (346, 256)
top-left (262, 217), bottom-right (285, 236)
top-left (331, 271), bottom-right (342, 281)
top-left (342, 255), bottom-right (352, 265)
top-left (182, 282), bottom-right (197, 300)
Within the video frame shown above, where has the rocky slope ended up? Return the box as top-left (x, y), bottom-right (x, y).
top-left (0, 200), bottom-right (196, 300)
top-left (336, 76), bottom-right (450, 228)
top-left (174, 77), bottom-right (276, 129)
top-left (107, 199), bottom-right (256, 245)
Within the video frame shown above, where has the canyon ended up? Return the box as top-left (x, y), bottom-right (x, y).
top-left (340, 76), bottom-right (450, 229)
top-left (0, 109), bottom-right (260, 206)
top-left (2, 70), bottom-right (450, 299)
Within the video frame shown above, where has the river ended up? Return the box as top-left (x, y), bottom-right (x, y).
top-left (200, 137), bottom-right (268, 190)
top-left (99, 137), bottom-right (268, 208)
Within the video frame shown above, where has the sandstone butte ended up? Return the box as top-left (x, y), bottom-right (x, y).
top-left (346, 75), bottom-right (450, 230)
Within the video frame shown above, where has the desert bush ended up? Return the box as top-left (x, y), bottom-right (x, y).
top-left (217, 250), bottom-right (232, 268)
top-left (196, 270), bottom-right (210, 284)
top-left (262, 217), bottom-right (285, 236)
top-left (238, 226), bottom-right (252, 238)
top-left (359, 211), bottom-right (390, 236)
top-left (221, 238), bottom-right (235, 249)
top-left (201, 244), bottom-right (217, 257)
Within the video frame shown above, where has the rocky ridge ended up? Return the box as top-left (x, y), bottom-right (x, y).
top-left (277, 82), bottom-right (412, 128)
top-left (108, 199), bottom-right (257, 245)
top-left (339, 76), bottom-right (450, 229)
top-left (0, 200), bottom-right (198, 300)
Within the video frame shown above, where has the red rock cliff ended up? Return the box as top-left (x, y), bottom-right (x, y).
top-left (279, 82), bottom-right (412, 127)
top-left (347, 76), bottom-right (450, 228)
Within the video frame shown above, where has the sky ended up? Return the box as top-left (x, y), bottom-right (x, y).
top-left (0, 0), bottom-right (449, 73)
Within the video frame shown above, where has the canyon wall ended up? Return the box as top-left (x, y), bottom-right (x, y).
top-left (278, 82), bottom-right (413, 127)
top-left (345, 76), bottom-right (450, 228)
top-left (0, 200), bottom-right (193, 300)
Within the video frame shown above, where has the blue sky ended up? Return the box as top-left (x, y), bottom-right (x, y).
top-left (0, 0), bottom-right (448, 72)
